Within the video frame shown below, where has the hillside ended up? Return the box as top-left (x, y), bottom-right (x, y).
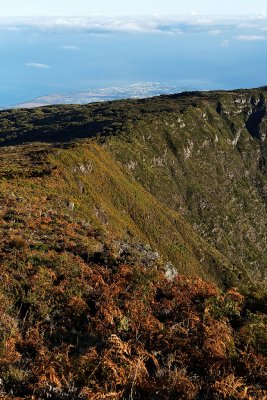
top-left (0, 88), bottom-right (266, 399)
top-left (106, 88), bottom-right (267, 285)
top-left (1, 88), bottom-right (267, 285)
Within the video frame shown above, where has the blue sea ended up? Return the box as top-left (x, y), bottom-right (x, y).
top-left (0, 16), bottom-right (267, 107)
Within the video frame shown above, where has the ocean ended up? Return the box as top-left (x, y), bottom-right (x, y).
top-left (0, 17), bottom-right (266, 107)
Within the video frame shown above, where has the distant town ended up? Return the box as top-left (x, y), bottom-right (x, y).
top-left (5, 82), bottom-right (183, 109)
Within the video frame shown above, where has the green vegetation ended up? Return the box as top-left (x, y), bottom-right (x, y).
top-left (0, 88), bottom-right (266, 398)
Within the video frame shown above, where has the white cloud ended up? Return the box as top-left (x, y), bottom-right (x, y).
top-left (61, 45), bottom-right (80, 50)
top-left (0, 25), bottom-right (22, 31)
top-left (256, 12), bottom-right (267, 18)
top-left (221, 39), bottom-right (230, 47)
top-left (1, 15), bottom-right (267, 37)
top-left (208, 30), bottom-right (222, 36)
top-left (25, 62), bottom-right (51, 69)
top-left (236, 22), bottom-right (258, 29)
top-left (236, 34), bottom-right (266, 40)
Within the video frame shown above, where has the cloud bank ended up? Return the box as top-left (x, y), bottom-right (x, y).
top-left (236, 34), bottom-right (266, 41)
top-left (0, 15), bottom-right (267, 39)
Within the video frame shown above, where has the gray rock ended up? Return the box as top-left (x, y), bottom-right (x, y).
top-left (68, 202), bottom-right (75, 211)
top-left (164, 262), bottom-right (178, 281)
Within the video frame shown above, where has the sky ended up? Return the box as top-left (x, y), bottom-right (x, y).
top-left (0, 0), bottom-right (267, 17)
top-left (1, 1), bottom-right (267, 107)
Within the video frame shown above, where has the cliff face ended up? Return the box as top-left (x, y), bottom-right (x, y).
top-left (106, 89), bottom-right (267, 284)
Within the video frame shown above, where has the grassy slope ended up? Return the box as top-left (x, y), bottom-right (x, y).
top-left (0, 89), bottom-right (266, 399)
top-left (0, 143), bottom-right (266, 399)
top-left (0, 140), bottom-right (237, 287)
top-left (1, 88), bottom-right (267, 286)
top-left (106, 89), bottom-right (267, 284)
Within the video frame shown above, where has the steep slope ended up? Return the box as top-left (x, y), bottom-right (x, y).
top-left (1, 88), bottom-right (267, 286)
top-left (0, 89), bottom-right (267, 399)
top-left (0, 141), bottom-right (237, 287)
top-left (105, 88), bottom-right (267, 284)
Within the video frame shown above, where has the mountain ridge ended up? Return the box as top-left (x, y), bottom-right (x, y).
top-left (0, 87), bottom-right (266, 399)
top-left (1, 87), bottom-right (267, 286)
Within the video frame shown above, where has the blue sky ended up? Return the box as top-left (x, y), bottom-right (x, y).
top-left (1, 0), bottom-right (267, 16)
top-left (1, 2), bottom-right (267, 107)
top-left (1, 13), bottom-right (267, 108)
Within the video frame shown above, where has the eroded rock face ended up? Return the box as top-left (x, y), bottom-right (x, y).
top-left (245, 95), bottom-right (266, 141)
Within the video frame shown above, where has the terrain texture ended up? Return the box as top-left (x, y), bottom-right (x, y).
top-left (0, 88), bottom-right (266, 399)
